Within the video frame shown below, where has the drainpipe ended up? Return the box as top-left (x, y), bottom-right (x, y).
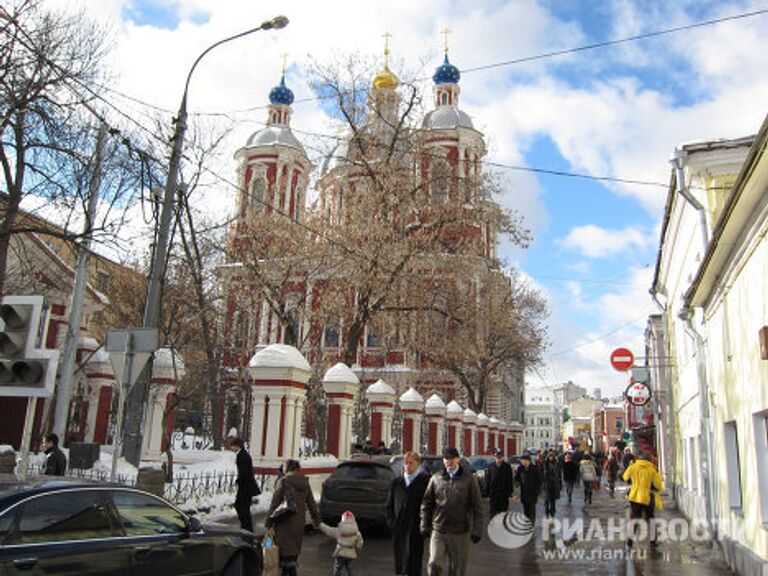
top-left (669, 148), bottom-right (709, 252)
top-left (670, 149), bottom-right (717, 541)
top-left (679, 305), bottom-right (718, 542)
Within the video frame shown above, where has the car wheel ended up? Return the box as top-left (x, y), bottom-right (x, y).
top-left (222, 551), bottom-right (252, 576)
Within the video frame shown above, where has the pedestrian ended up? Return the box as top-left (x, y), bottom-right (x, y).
top-left (266, 459), bottom-right (321, 576)
top-left (228, 437), bottom-right (261, 532)
top-left (386, 451), bottom-right (430, 576)
top-left (561, 453), bottom-right (578, 504)
top-left (420, 447), bottom-right (483, 576)
top-left (594, 451), bottom-right (604, 488)
top-left (513, 453), bottom-right (541, 526)
top-left (318, 511), bottom-right (364, 576)
top-left (42, 433), bottom-right (67, 476)
top-left (623, 453), bottom-right (664, 547)
top-left (579, 454), bottom-right (597, 505)
top-left (621, 447), bottom-right (635, 476)
top-left (542, 450), bottom-right (561, 518)
top-left (605, 452), bottom-right (620, 497)
top-left (486, 449), bottom-right (515, 518)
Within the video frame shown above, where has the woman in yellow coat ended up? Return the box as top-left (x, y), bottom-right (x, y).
top-left (622, 454), bottom-right (663, 547)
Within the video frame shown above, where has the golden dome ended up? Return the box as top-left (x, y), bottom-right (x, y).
top-left (372, 64), bottom-right (399, 90)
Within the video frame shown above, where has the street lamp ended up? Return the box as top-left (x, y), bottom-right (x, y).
top-left (122, 15), bottom-right (289, 466)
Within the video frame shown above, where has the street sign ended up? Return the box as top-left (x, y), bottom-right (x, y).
top-left (625, 382), bottom-right (652, 406)
top-left (106, 328), bottom-right (157, 387)
top-left (610, 347), bottom-right (634, 372)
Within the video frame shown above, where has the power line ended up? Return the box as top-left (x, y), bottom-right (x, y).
top-left (462, 8), bottom-right (768, 74)
top-left (134, 7), bottom-right (768, 117)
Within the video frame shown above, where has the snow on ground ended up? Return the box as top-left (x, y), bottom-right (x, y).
top-left (18, 445), bottom-right (338, 525)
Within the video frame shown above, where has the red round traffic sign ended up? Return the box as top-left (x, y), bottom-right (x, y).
top-left (610, 348), bottom-right (634, 371)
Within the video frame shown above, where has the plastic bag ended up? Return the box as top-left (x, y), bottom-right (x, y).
top-left (262, 528), bottom-right (280, 576)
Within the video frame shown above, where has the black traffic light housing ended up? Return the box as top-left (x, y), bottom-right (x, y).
top-left (0, 295), bottom-right (59, 397)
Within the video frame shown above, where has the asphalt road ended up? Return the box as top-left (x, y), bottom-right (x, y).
top-left (227, 484), bottom-right (733, 575)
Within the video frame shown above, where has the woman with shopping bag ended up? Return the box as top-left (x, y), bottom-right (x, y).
top-left (265, 459), bottom-right (321, 576)
top-left (262, 528), bottom-right (280, 576)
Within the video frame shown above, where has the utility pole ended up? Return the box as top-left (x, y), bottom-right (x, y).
top-left (120, 16), bottom-right (289, 467)
top-left (53, 123), bottom-right (107, 440)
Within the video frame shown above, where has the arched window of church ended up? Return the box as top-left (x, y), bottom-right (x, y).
top-left (440, 92), bottom-right (448, 106)
top-left (250, 177), bottom-right (266, 214)
top-left (283, 304), bottom-right (301, 346)
top-left (431, 159), bottom-right (450, 204)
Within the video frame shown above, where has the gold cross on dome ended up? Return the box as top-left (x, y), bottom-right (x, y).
top-left (440, 27), bottom-right (451, 54)
top-left (281, 53), bottom-right (288, 75)
top-left (382, 31), bottom-right (393, 66)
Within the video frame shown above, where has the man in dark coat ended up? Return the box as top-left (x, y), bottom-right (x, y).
top-left (421, 447), bottom-right (483, 576)
top-left (542, 450), bottom-right (562, 518)
top-left (229, 437), bottom-right (260, 532)
top-left (486, 449), bottom-right (514, 518)
top-left (43, 433), bottom-right (67, 476)
top-left (386, 451), bottom-right (430, 576)
top-left (514, 454), bottom-right (542, 526)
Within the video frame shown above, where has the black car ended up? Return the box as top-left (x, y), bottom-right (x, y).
top-left (0, 475), bottom-right (258, 576)
top-left (319, 459), bottom-right (395, 527)
top-left (466, 455), bottom-right (496, 493)
top-left (388, 454), bottom-right (444, 476)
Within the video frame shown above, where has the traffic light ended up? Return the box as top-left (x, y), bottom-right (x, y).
top-left (0, 295), bottom-right (59, 397)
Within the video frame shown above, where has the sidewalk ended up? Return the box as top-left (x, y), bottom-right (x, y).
top-left (502, 480), bottom-right (734, 575)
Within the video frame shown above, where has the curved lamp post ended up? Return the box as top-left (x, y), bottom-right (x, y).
top-left (122, 16), bottom-right (289, 467)
top-left (144, 15), bottom-right (289, 329)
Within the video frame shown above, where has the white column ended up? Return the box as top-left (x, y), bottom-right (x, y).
top-left (399, 388), bottom-right (425, 454)
top-left (248, 344), bottom-right (310, 465)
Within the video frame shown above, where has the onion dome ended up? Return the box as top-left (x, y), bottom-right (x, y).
top-left (433, 54), bottom-right (460, 84)
top-left (373, 64), bottom-right (399, 90)
top-left (269, 75), bottom-right (294, 105)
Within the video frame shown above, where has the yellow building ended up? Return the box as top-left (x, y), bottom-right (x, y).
top-left (652, 114), bottom-right (768, 575)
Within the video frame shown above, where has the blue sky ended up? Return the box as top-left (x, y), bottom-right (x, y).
top-left (51, 0), bottom-right (768, 397)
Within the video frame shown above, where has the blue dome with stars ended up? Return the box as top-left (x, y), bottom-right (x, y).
top-left (269, 75), bottom-right (294, 105)
top-left (432, 54), bottom-right (460, 84)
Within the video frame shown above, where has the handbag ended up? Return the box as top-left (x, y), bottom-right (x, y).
top-left (262, 528), bottom-right (280, 576)
top-left (269, 483), bottom-right (297, 523)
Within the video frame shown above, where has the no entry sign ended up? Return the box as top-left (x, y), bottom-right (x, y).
top-left (610, 347), bottom-right (634, 372)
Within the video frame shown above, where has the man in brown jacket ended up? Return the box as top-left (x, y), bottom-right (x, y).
top-left (420, 447), bottom-right (483, 576)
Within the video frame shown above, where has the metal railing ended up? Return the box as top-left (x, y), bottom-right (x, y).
top-left (24, 462), bottom-right (244, 507)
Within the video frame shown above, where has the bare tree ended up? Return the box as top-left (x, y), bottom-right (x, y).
top-left (0, 0), bottom-right (118, 296)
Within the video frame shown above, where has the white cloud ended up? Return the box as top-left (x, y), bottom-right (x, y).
top-left (559, 224), bottom-right (653, 258)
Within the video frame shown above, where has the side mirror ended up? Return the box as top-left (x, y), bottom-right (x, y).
top-left (187, 516), bottom-right (203, 533)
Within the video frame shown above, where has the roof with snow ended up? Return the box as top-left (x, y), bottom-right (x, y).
top-left (249, 344), bottom-right (310, 372)
top-left (463, 408), bottom-right (477, 418)
top-left (399, 387), bottom-right (424, 403)
top-left (366, 379), bottom-right (395, 395)
top-left (323, 362), bottom-right (359, 384)
top-left (446, 400), bottom-right (463, 414)
top-left (426, 394), bottom-right (446, 408)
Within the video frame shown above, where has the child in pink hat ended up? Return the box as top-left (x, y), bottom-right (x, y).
top-left (319, 510), bottom-right (364, 575)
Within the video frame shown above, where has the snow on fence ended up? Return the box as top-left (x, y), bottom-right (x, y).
top-left (24, 462), bottom-right (259, 507)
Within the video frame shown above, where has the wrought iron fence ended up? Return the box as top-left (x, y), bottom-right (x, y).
top-left (163, 470), bottom-right (238, 506)
top-left (25, 463), bottom-right (136, 486)
top-left (24, 462), bottom-right (246, 507)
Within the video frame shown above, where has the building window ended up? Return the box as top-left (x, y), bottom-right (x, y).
top-left (753, 411), bottom-right (768, 524)
top-left (324, 324), bottom-right (340, 348)
top-left (250, 177), bottom-right (266, 214)
top-left (724, 421), bottom-right (742, 511)
top-left (615, 417), bottom-right (623, 431)
top-left (366, 326), bottom-right (380, 348)
top-left (431, 159), bottom-right (449, 204)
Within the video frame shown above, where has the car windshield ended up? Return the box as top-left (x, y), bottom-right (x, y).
top-left (469, 457), bottom-right (494, 471)
top-left (333, 464), bottom-right (393, 481)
